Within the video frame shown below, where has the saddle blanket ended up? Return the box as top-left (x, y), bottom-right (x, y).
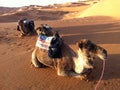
top-left (36, 35), bottom-right (53, 50)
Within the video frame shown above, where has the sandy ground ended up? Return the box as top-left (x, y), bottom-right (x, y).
top-left (79, 0), bottom-right (120, 19)
top-left (0, 16), bottom-right (120, 90)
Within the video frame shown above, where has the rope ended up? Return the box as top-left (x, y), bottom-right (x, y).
top-left (94, 60), bottom-right (106, 90)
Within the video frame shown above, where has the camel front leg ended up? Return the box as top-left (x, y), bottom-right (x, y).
top-left (57, 67), bottom-right (87, 80)
top-left (56, 61), bottom-right (87, 80)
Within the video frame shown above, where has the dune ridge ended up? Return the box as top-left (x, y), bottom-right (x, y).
top-left (79, 0), bottom-right (120, 19)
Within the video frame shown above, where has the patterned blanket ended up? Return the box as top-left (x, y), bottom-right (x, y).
top-left (36, 35), bottom-right (53, 50)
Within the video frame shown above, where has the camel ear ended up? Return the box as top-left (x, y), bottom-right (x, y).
top-left (77, 39), bottom-right (90, 49)
top-left (76, 41), bottom-right (83, 49)
top-left (76, 42), bottom-right (79, 46)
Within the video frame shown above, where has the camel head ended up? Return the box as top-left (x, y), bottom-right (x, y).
top-left (74, 39), bottom-right (107, 74)
top-left (77, 39), bottom-right (107, 61)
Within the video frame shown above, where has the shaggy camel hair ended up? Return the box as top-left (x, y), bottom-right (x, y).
top-left (32, 38), bottom-right (107, 79)
top-left (32, 25), bottom-right (107, 79)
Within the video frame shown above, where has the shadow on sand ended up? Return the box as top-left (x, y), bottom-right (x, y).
top-left (55, 22), bottom-right (120, 81)
top-left (55, 22), bottom-right (120, 45)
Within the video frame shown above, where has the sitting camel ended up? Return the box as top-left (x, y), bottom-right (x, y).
top-left (31, 28), bottom-right (107, 79)
top-left (17, 18), bottom-right (36, 37)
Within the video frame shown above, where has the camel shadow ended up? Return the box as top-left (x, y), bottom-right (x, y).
top-left (54, 22), bottom-right (120, 45)
top-left (88, 54), bottom-right (120, 81)
top-left (54, 22), bottom-right (120, 81)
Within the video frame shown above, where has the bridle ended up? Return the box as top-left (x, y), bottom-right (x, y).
top-left (94, 59), bottom-right (106, 90)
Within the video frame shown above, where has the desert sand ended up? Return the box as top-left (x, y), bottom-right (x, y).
top-left (0, 0), bottom-right (120, 90)
top-left (79, 0), bottom-right (120, 19)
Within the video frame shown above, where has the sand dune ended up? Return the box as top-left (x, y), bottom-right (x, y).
top-left (0, 17), bottom-right (120, 90)
top-left (79, 0), bottom-right (120, 19)
top-left (0, 1), bottom-right (93, 22)
top-left (0, 0), bottom-right (120, 90)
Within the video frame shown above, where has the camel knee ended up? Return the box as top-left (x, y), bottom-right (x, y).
top-left (31, 58), bottom-right (40, 68)
top-left (31, 51), bottom-right (42, 68)
top-left (57, 69), bottom-right (67, 76)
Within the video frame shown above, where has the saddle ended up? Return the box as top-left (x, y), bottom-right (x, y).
top-left (36, 35), bottom-right (53, 50)
top-left (48, 32), bottom-right (63, 58)
top-left (36, 31), bottom-right (63, 58)
top-left (17, 18), bottom-right (35, 33)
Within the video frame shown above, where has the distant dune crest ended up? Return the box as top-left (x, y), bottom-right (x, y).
top-left (1, 0), bottom-right (119, 22)
top-left (79, 0), bottom-right (120, 18)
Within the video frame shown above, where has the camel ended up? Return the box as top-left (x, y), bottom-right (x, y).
top-left (31, 28), bottom-right (107, 79)
top-left (17, 18), bottom-right (36, 37)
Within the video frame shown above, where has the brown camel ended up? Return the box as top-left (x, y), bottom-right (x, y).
top-left (17, 18), bottom-right (36, 37)
top-left (31, 28), bottom-right (107, 79)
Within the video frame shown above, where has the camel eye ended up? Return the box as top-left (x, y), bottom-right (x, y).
top-left (79, 43), bottom-right (83, 49)
top-left (87, 55), bottom-right (90, 58)
top-left (87, 55), bottom-right (92, 59)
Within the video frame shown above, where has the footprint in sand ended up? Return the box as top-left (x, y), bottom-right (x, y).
top-left (23, 44), bottom-right (33, 52)
top-left (1, 52), bottom-right (7, 55)
top-left (24, 43), bottom-right (32, 52)
top-left (0, 36), bottom-right (10, 44)
top-left (4, 37), bottom-right (11, 43)
top-left (26, 46), bottom-right (33, 52)
top-left (17, 43), bottom-right (22, 46)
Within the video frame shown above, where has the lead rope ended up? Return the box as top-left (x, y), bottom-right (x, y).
top-left (94, 60), bottom-right (106, 90)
